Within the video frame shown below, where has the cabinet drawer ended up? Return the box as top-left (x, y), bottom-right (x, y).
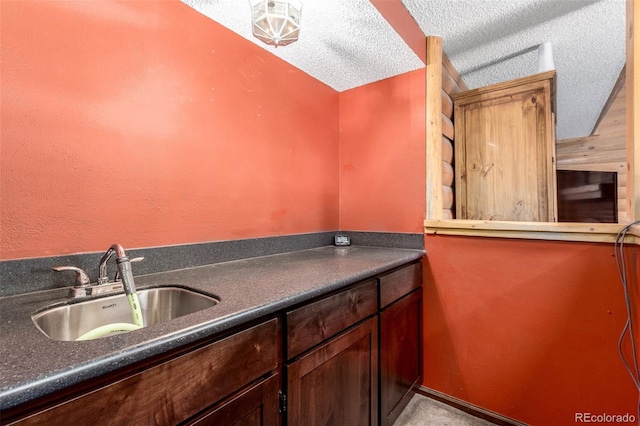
top-left (379, 262), bottom-right (422, 309)
top-left (286, 279), bottom-right (377, 359)
top-left (11, 319), bottom-right (279, 426)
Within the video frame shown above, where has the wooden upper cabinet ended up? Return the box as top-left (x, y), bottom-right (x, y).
top-left (453, 71), bottom-right (557, 221)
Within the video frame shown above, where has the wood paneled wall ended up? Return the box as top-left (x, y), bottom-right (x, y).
top-left (426, 36), bottom-right (467, 220)
top-left (556, 70), bottom-right (627, 223)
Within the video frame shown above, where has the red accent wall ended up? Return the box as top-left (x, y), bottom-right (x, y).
top-left (424, 234), bottom-right (639, 425)
top-left (338, 69), bottom-right (426, 233)
top-left (0, 0), bottom-right (339, 260)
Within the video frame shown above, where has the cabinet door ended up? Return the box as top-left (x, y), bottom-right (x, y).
top-left (380, 289), bottom-right (422, 426)
top-left (183, 374), bottom-right (279, 426)
top-left (453, 72), bottom-right (556, 221)
top-left (286, 317), bottom-right (378, 426)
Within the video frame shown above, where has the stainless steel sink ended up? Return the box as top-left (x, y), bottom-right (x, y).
top-left (32, 286), bottom-right (219, 341)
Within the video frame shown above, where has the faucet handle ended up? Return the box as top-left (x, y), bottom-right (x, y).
top-left (53, 266), bottom-right (91, 287)
top-left (114, 257), bottom-right (144, 281)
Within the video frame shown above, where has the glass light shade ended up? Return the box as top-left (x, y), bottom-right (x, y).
top-left (250, 0), bottom-right (302, 47)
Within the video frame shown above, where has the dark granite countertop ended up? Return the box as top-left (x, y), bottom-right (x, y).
top-left (0, 245), bottom-right (424, 411)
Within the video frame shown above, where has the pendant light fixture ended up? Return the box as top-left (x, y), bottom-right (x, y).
top-left (250, 0), bottom-right (302, 47)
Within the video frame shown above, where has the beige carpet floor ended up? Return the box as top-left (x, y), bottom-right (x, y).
top-left (394, 394), bottom-right (496, 426)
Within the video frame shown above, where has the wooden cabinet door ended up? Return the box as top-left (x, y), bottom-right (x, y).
top-left (453, 71), bottom-right (556, 221)
top-left (286, 317), bottom-right (378, 426)
top-left (380, 289), bottom-right (422, 426)
top-left (183, 374), bottom-right (280, 426)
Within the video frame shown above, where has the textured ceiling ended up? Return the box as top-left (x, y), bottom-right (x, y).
top-left (182, 0), bottom-right (627, 140)
top-left (404, 0), bottom-right (627, 139)
top-left (182, 0), bottom-right (424, 91)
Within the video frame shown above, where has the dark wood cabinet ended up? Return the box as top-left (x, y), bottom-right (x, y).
top-left (6, 260), bottom-right (423, 426)
top-left (380, 289), bottom-right (422, 426)
top-left (378, 262), bottom-right (422, 426)
top-left (286, 317), bottom-right (378, 426)
top-left (183, 374), bottom-right (280, 426)
top-left (283, 261), bottom-right (423, 426)
top-left (284, 278), bottom-right (380, 426)
top-left (7, 319), bottom-right (280, 426)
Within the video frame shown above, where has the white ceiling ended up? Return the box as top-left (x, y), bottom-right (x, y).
top-left (182, 0), bottom-right (627, 140)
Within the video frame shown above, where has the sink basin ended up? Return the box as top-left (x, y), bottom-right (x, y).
top-left (32, 286), bottom-right (219, 341)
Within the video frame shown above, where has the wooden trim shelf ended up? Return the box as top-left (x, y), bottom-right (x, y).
top-left (424, 219), bottom-right (640, 244)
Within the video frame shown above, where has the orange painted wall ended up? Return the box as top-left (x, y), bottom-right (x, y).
top-left (424, 234), bottom-right (639, 425)
top-left (0, 0), bottom-right (339, 260)
top-left (338, 69), bottom-right (426, 233)
top-left (5, 3), bottom-right (638, 424)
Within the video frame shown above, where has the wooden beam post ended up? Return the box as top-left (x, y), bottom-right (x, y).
top-left (426, 36), bottom-right (443, 220)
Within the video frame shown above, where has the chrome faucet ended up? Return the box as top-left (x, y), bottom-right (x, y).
top-left (98, 244), bottom-right (124, 284)
top-left (99, 244), bottom-right (143, 283)
top-left (98, 244), bottom-right (136, 290)
top-left (53, 244), bottom-right (143, 298)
